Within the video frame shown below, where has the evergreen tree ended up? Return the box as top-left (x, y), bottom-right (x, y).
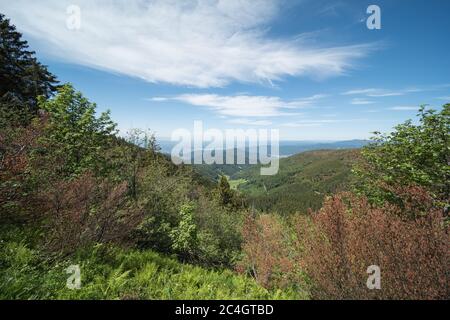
top-left (218, 175), bottom-right (234, 206)
top-left (0, 14), bottom-right (58, 116)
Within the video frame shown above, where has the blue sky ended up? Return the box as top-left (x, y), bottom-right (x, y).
top-left (2, 0), bottom-right (449, 140)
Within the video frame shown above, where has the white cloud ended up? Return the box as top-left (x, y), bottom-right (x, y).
top-left (389, 106), bottom-right (418, 111)
top-left (282, 122), bottom-right (322, 128)
top-left (343, 89), bottom-right (378, 95)
top-left (437, 96), bottom-right (450, 101)
top-left (149, 97), bottom-right (169, 102)
top-left (227, 119), bottom-right (273, 126)
top-left (3, 0), bottom-right (372, 88)
top-left (150, 93), bottom-right (324, 117)
top-left (342, 85), bottom-right (450, 98)
top-left (296, 94), bottom-right (329, 101)
top-left (343, 88), bottom-right (404, 97)
top-left (351, 98), bottom-right (375, 105)
top-left (282, 118), bottom-right (366, 127)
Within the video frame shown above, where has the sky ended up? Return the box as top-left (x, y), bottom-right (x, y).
top-left (2, 0), bottom-right (450, 140)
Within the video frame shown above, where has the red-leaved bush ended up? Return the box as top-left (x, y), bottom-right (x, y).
top-left (296, 190), bottom-right (449, 299)
top-left (0, 118), bottom-right (44, 222)
top-left (42, 172), bottom-right (143, 253)
top-left (237, 214), bottom-right (298, 289)
top-left (239, 187), bottom-right (449, 299)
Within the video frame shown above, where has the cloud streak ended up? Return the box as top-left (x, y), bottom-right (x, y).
top-left (389, 106), bottom-right (419, 111)
top-left (282, 118), bottom-right (367, 128)
top-left (3, 0), bottom-right (372, 88)
top-left (351, 98), bottom-right (375, 105)
top-left (150, 93), bottom-right (325, 117)
top-left (342, 84), bottom-right (450, 98)
top-left (227, 118), bottom-right (273, 126)
top-left (343, 88), bottom-right (405, 97)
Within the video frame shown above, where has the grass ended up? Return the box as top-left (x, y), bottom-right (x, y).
top-left (0, 226), bottom-right (305, 300)
top-left (227, 177), bottom-right (247, 190)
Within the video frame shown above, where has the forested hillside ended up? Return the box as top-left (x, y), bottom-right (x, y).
top-left (1, 14), bottom-right (448, 300)
top-left (234, 149), bottom-right (358, 214)
top-left (188, 141), bottom-right (367, 182)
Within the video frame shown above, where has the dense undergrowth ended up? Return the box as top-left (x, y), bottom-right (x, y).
top-left (0, 225), bottom-right (301, 300)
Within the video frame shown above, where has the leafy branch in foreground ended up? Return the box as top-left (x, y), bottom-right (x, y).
top-left (353, 104), bottom-right (449, 213)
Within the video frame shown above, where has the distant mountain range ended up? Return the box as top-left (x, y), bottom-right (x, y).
top-left (275, 139), bottom-right (369, 156)
top-left (158, 139), bottom-right (369, 158)
top-left (158, 139), bottom-right (369, 183)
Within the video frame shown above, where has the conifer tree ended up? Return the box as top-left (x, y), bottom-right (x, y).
top-left (0, 14), bottom-right (58, 116)
top-left (218, 175), bottom-right (234, 206)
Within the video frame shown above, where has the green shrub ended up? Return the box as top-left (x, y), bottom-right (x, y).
top-left (0, 242), bottom-right (302, 300)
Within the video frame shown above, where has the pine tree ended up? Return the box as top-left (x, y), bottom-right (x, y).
top-left (0, 14), bottom-right (58, 116)
top-left (218, 175), bottom-right (234, 206)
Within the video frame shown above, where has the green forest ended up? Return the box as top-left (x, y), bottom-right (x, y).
top-left (1, 14), bottom-right (449, 300)
top-left (233, 149), bottom-right (358, 214)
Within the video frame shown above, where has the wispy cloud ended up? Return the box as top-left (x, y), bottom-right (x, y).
top-left (389, 106), bottom-right (418, 111)
top-left (296, 94), bottom-right (329, 102)
top-left (3, 0), bottom-right (373, 88)
top-left (436, 96), bottom-right (450, 101)
top-left (227, 118), bottom-right (273, 126)
top-left (282, 122), bottom-right (322, 128)
top-left (343, 84), bottom-right (450, 98)
top-left (282, 118), bottom-right (366, 127)
top-left (318, 2), bottom-right (345, 17)
top-left (150, 93), bottom-right (324, 117)
top-left (343, 88), bottom-right (405, 97)
top-left (351, 98), bottom-right (375, 105)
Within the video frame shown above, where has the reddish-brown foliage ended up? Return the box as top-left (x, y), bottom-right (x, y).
top-left (239, 187), bottom-right (449, 299)
top-left (0, 118), bottom-right (45, 221)
top-left (237, 214), bottom-right (297, 289)
top-left (296, 190), bottom-right (449, 300)
top-left (42, 172), bottom-right (143, 253)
